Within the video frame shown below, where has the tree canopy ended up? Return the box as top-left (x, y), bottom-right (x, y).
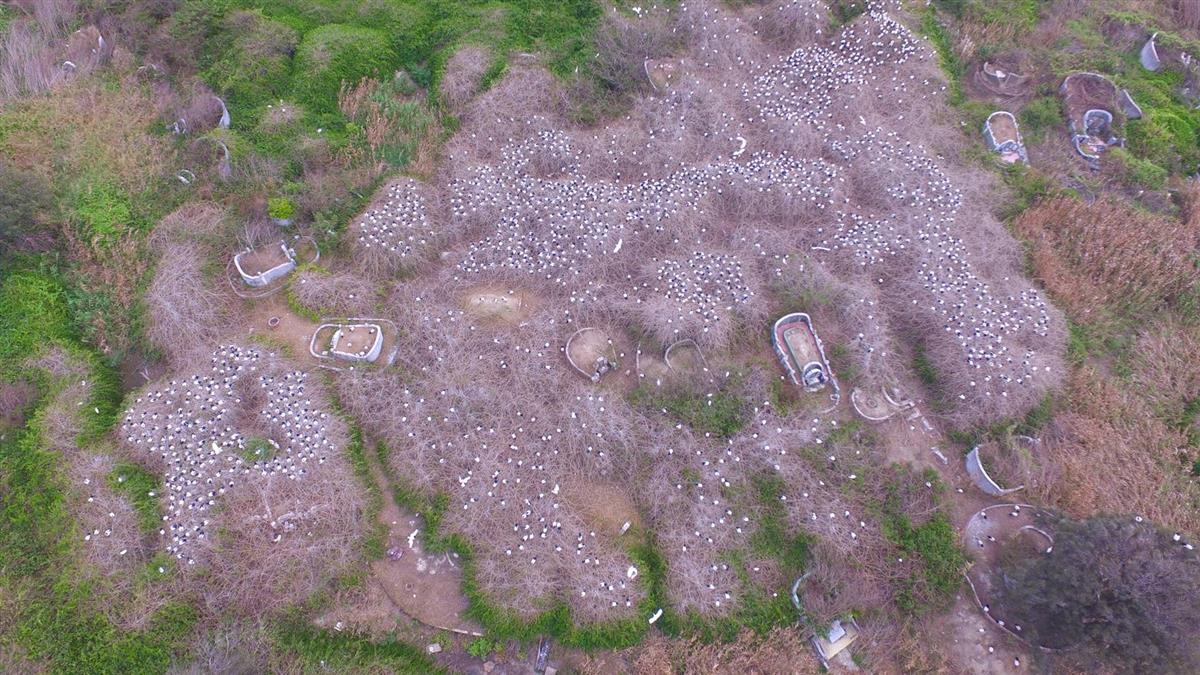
top-left (995, 513), bottom-right (1200, 673)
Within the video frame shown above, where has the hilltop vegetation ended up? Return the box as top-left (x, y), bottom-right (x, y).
top-left (1, 0), bottom-right (1199, 673)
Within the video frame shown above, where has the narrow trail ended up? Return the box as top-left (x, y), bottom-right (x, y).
top-left (362, 445), bottom-right (483, 636)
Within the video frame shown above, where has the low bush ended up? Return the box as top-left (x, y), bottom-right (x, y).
top-left (66, 175), bottom-right (135, 246)
top-left (1107, 147), bottom-right (1168, 191)
top-left (629, 383), bottom-right (748, 439)
top-left (292, 24), bottom-right (395, 115)
top-left (107, 462), bottom-right (162, 535)
top-left (272, 619), bottom-right (444, 675)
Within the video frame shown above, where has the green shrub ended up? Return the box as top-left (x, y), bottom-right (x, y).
top-left (750, 474), bottom-right (812, 578)
top-left (267, 196), bottom-right (296, 221)
top-left (1018, 96), bottom-right (1062, 142)
top-left (466, 637), bottom-right (501, 659)
top-left (1, 357), bottom-right (189, 673)
top-left (66, 177), bottom-right (134, 245)
top-left (292, 25), bottom-right (395, 114)
top-left (108, 463), bottom-right (163, 534)
top-left (0, 267), bottom-right (71, 373)
top-left (1126, 110), bottom-right (1200, 175)
top-left (1108, 147), bottom-right (1168, 190)
top-left (205, 10), bottom-right (298, 110)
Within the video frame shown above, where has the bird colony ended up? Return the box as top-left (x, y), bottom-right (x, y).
top-left (120, 346), bottom-right (341, 565)
top-left (350, 177), bottom-right (437, 270)
top-left (112, 0), bottom-right (1064, 624)
top-left (328, 0), bottom-right (1064, 620)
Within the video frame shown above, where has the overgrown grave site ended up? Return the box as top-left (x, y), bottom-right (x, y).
top-left (5, 0), bottom-right (1200, 672)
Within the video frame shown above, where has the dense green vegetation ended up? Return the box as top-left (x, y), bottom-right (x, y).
top-left (108, 462), bottom-right (164, 534)
top-left (874, 468), bottom-right (967, 616)
top-left (0, 340), bottom-right (194, 672)
top-left (629, 382), bottom-right (749, 438)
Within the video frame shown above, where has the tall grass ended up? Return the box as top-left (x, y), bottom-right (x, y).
top-left (0, 347), bottom-right (192, 673)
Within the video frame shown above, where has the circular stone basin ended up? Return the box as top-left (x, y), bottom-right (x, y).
top-left (664, 339), bottom-right (705, 374)
top-left (566, 328), bottom-right (617, 382)
top-left (851, 388), bottom-right (894, 420)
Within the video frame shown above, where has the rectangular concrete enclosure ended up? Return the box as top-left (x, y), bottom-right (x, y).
top-left (234, 241), bottom-right (296, 287)
top-left (317, 323), bottom-right (384, 363)
top-left (772, 313), bottom-right (832, 392)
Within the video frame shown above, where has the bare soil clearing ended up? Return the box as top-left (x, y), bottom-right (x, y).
top-left (365, 449), bottom-right (481, 636)
top-left (462, 286), bottom-right (535, 324)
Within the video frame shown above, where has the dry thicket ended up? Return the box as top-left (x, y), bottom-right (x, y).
top-left (439, 45), bottom-right (490, 112)
top-left (0, 19), bottom-right (61, 101)
top-left (751, 0), bottom-right (830, 48)
top-left (0, 1), bottom-right (115, 103)
top-left (119, 347), bottom-right (366, 616)
top-left (330, 0), bottom-right (1063, 629)
top-left (288, 267), bottom-right (379, 318)
top-left (198, 454), bottom-right (365, 615)
top-left (1031, 365), bottom-right (1200, 537)
top-left (145, 203), bottom-right (235, 367)
top-left (145, 243), bottom-right (235, 367)
top-left (590, 6), bottom-right (682, 97)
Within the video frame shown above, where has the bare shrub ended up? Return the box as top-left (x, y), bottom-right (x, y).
top-left (13, 0), bottom-right (77, 35)
top-left (440, 45), bottom-right (491, 112)
top-left (148, 202), bottom-right (228, 252)
top-left (65, 452), bottom-right (147, 599)
top-left (195, 455), bottom-right (364, 615)
top-left (453, 64), bottom-right (562, 151)
top-left (289, 267), bottom-right (379, 318)
top-left (1178, 0), bottom-right (1200, 31)
top-left (592, 7), bottom-right (682, 97)
top-left (145, 242), bottom-right (234, 366)
top-left (754, 0), bottom-right (830, 48)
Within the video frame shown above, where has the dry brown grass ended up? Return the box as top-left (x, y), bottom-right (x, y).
top-left (1031, 364), bottom-right (1200, 536)
top-left (1013, 196), bottom-right (1200, 321)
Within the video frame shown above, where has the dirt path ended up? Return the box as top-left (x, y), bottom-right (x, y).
top-left (363, 447), bottom-right (482, 636)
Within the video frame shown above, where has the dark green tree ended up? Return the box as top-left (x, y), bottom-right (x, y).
top-left (995, 514), bottom-right (1200, 673)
